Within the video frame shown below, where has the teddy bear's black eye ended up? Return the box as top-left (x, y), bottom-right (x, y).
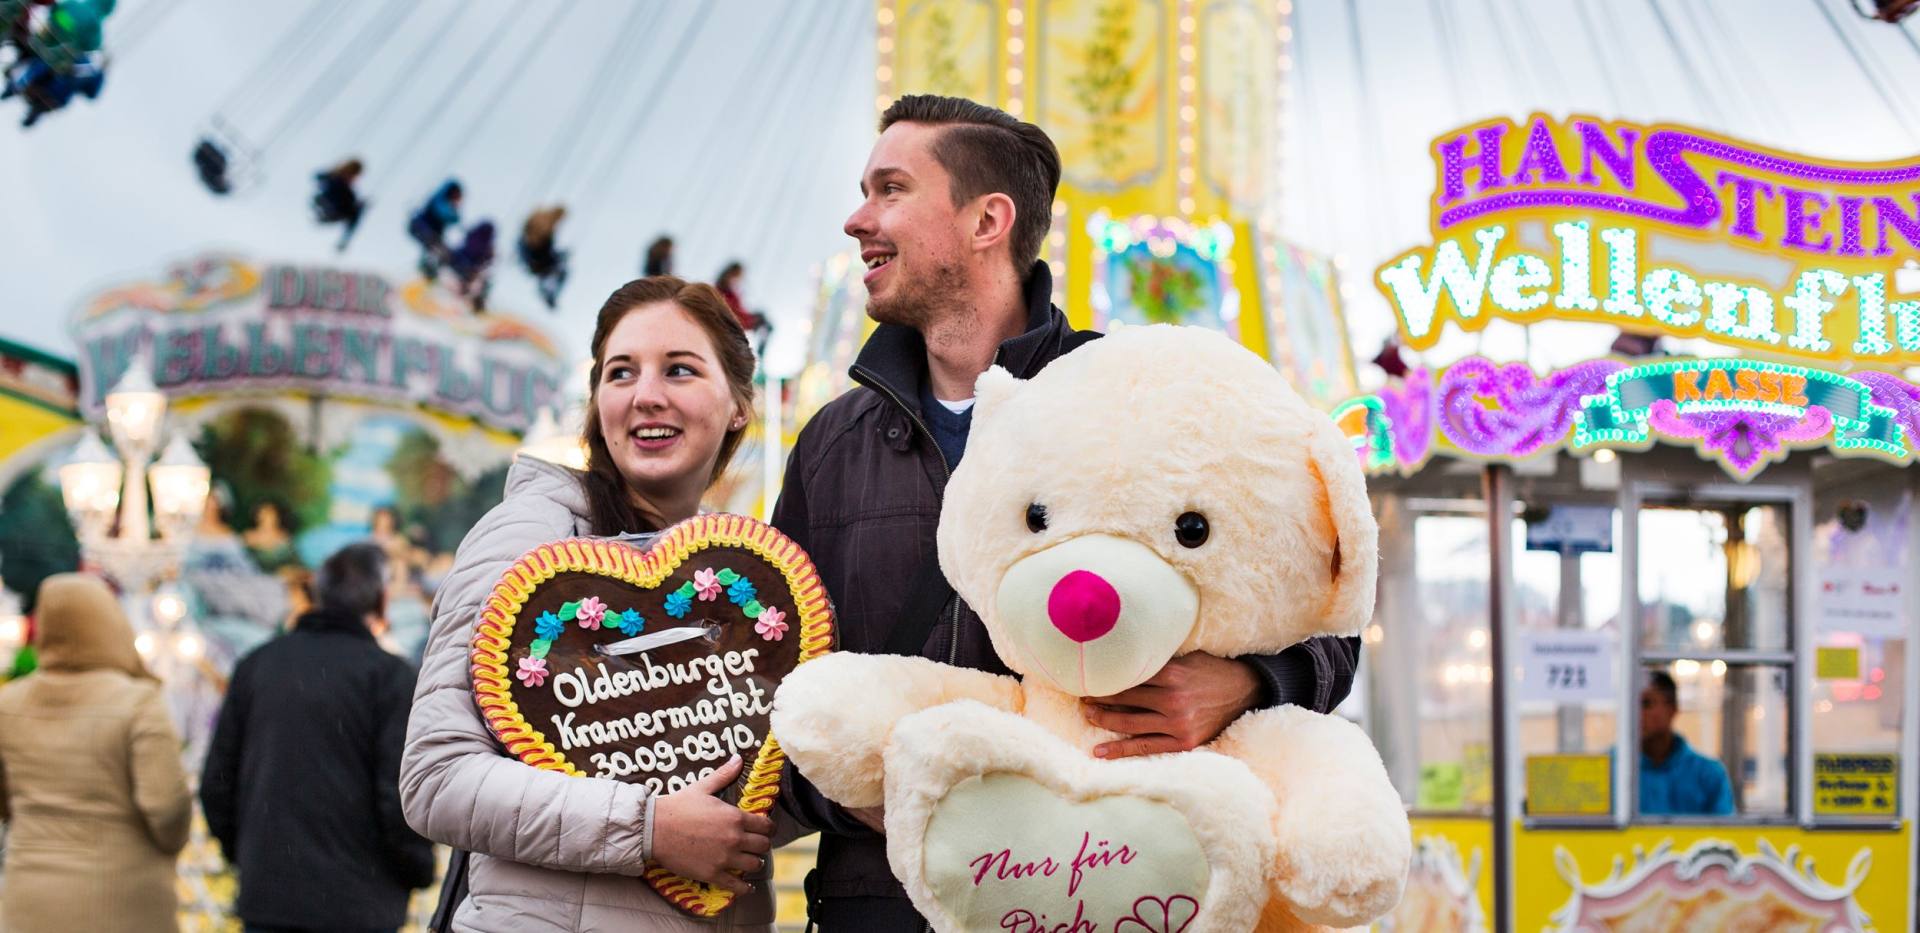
top-left (1174, 512), bottom-right (1209, 548)
top-left (1026, 502), bottom-right (1049, 533)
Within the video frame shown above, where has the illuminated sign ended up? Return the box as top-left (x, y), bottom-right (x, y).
top-left (70, 255), bottom-right (567, 434)
top-left (1342, 116), bottom-right (1920, 481)
top-left (1338, 356), bottom-right (1919, 481)
top-left (1378, 116), bottom-right (1920, 366)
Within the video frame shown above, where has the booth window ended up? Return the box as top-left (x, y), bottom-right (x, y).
top-left (1806, 462), bottom-right (1908, 824)
top-left (1513, 504), bottom-right (1622, 821)
top-left (1363, 493), bottom-right (1495, 817)
top-left (1634, 502), bottom-right (1792, 818)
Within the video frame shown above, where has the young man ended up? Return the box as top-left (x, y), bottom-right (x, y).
top-left (770, 94), bottom-right (1361, 930)
top-left (201, 542), bottom-right (435, 933)
top-left (1639, 669), bottom-right (1735, 816)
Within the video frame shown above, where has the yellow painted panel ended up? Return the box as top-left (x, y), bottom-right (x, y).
top-left (1386, 816), bottom-right (1495, 932)
top-left (1513, 822), bottom-right (1911, 931)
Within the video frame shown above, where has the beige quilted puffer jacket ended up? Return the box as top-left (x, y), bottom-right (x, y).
top-left (400, 457), bottom-right (780, 932)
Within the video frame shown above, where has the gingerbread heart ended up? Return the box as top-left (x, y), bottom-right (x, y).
top-left (470, 514), bottom-right (833, 916)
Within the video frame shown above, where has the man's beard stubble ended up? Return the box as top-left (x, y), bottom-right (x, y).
top-left (866, 256), bottom-right (969, 332)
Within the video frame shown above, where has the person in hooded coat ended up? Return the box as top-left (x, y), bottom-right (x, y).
top-left (0, 573), bottom-right (192, 933)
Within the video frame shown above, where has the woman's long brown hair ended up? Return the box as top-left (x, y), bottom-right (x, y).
top-left (581, 276), bottom-right (757, 536)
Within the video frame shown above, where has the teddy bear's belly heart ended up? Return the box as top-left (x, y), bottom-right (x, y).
top-left (923, 773), bottom-right (1209, 933)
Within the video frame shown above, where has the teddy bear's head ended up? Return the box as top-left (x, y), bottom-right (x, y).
top-left (936, 324), bottom-right (1377, 698)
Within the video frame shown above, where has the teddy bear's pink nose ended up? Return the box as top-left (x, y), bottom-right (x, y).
top-left (1047, 570), bottom-right (1121, 643)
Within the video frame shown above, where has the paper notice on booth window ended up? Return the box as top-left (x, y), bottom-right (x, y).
top-left (1813, 753), bottom-right (1897, 817)
top-left (1818, 569), bottom-right (1905, 638)
top-left (1526, 754), bottom-right (1611, 816)
top-left (1815, 646), bottom-right (1862, 680)
top-left (1516, 630), bottom-right (1617, 704)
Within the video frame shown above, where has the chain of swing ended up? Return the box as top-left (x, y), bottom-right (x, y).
top-left (182, 1), bottom-right (728, 314)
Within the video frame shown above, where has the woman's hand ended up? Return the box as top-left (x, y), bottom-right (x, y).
top-left (651, 755), bottom-right (774, 895)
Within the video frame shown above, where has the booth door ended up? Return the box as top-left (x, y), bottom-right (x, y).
top-left (1622, 480), bottom-right (1799, 820)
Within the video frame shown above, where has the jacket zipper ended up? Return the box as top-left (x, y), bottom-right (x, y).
top-left (850, 365), bottom-right (963, 669)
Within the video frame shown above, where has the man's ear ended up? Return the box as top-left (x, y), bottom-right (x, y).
top-left (971, 192), bottom-right (1017, 257)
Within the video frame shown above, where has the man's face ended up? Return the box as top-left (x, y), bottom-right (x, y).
top-left (844, 121), bottom-right (971, 327)
top-left (1640, 686), bottom-right (1675, 740)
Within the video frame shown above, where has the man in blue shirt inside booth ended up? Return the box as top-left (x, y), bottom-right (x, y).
top-left (1639, 669), bottom-right (1736, 815)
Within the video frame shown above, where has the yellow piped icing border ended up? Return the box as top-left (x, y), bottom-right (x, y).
top-left (469, 513), bottom-right (835, 917)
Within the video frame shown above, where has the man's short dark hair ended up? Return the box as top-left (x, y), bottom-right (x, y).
top-left (1647, 669), bottom-right (1679, 707)
top-left (314, 542), bottom-right (387, 620)
top-left (880, 94), bottom-right (1062, 274)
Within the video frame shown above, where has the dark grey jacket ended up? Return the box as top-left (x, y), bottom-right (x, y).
top-left (203, 609), bottom-right (435, 929)
top-left (770, 262), bottom-right (1361, 922)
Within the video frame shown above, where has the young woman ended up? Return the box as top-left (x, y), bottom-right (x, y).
top-left (0, 574), bottom-right (194, 933)
top-left (401, 277), bottom-right (780, 931)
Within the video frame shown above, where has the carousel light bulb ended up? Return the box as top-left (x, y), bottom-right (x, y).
top-left (1008, 37), bottom-right (1023, 55)
top-left (1674, 658), bottom-right (1701, 677)
top-left (1691, 620), bottom-right (1715, 645)
top-left (1467, 628), bottom-right (1488, 649)
top-left (1593, 448), bottom-right (1617, 464)
top-left (0, 613), bottom-right (24, 651)
top-left (1007, 7), bottom-right (1023, 25)
top-left (175, 632), bottom-right (203, 661)
top-left (151, 586), bottom-right (187, 628)
top-left (134, 632), bottom-right (157, 659)
top-left (1710, 659), bottom-right (1727, 677)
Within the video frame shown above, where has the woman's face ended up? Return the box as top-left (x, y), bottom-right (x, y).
top-left (594, 301), bottom-right (741, 502)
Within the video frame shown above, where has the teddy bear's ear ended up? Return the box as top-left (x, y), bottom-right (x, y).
top-left (1305, 416), bottom-right (1381, 634)
top-left (972, 365), bottom-right (1023, 421)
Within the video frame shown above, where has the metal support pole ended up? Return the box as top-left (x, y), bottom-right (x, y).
top-left (1484, 463), bottom-right (1513, 933)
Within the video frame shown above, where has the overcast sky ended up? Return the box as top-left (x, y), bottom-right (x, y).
top-left (0, 0), bottom-right (875, 375)
top-left (4, 0), bottom-right (1920, 382)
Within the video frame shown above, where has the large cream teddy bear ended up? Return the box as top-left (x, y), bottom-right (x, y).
top-left (771, 325), bottom-right (1410, 932)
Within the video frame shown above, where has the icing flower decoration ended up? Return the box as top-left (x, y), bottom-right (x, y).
top-left (664, 590), bottom-right (693, 619)
top-left (559, 600), bottom-right (581, 622)
top-left (693, 568), bottom-right (722, 602)
top-left (754, 606), bottom-right (788, 641)
top-left (727, 577), bottom-right (757, 606)
top-left (516, 656), bottom-right (549, 687)
top-left (533, 611), bottom-right (564, 641)
top-left (617, 608), bottom-right (645, 637)
top-left (577, 596), bottom-right (607, 629)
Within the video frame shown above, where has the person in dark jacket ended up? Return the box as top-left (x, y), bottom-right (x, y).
top-left (769, 93), bottom-right (1362, 931)
top-left (407, 179), bottom-right (462, 278)
top-left (312, 157), bottom-right (367, 252)
top-left (201, 542), bottom-right (435, 933)
top-left (449, 219), bottom-right (496, 312)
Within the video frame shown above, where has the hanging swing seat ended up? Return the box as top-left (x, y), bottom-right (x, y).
top-left (193, 118), bottom-right (261, 196)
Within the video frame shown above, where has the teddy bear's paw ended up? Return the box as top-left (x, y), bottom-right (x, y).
top-left (1269, 808), bottom-right (1411, 927)
top-left (769, 654), bottom-right (899, 807)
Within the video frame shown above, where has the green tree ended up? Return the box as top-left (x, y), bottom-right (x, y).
top-left (0, 467), bottom-right (80, 614)
top-left (196, 407), bottom-right (332, 536)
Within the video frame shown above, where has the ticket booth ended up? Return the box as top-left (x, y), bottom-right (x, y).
top-left (1345, 377), bottom-right (1919, 932)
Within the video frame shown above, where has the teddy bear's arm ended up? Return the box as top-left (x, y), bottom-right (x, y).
top-left (1209, 704), bottom-right (1411, 928)
top-left (771, 653), bottom-right (1023, 808)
